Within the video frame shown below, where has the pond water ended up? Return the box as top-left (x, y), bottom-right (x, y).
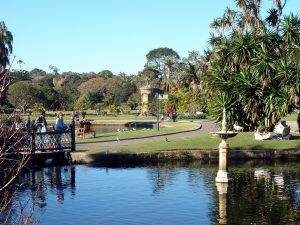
top-left (7, 161), bottom-right (300, 225)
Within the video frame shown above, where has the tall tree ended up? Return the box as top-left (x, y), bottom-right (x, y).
top-left (48, 64), bottom-right (59, 75)
top-left (0, 21), bottom-right (13, 72)
top-left (0, 21), bottom-right (13, 105)
top-left (7, 81), bottom-right (44, 112)
top-left (145, 47), bottom-right (180, 77)
top-left (17, 59), bottom-right (24, 70)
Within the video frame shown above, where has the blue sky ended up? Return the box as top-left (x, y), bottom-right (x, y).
top-left (2, 0), bottom-right (299, 75)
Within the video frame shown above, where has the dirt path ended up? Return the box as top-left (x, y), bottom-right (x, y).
top-left (76, 120), bottom-right (217, 151)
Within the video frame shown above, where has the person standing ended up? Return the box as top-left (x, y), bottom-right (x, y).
top-left (165, 107), bottom-right (171, 117)
top-left (35, 110), bottom-right (48, 133)
top-left (54, 112), bottom-right (68, 151)
top-left (171, 108), bottom-right (177, 122)
top-left (55, 112), bottom-right (67, 133)
top-left (33, 110), bottom-right (48, 151)
top-left (14, 115), bottom-right (24, 130)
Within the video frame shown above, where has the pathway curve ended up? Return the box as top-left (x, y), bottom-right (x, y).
top-left (76, 120), bottom-right (217, 151)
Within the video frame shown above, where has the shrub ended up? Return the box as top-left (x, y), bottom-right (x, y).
top-left (177, 113), bottom-right (207, 120)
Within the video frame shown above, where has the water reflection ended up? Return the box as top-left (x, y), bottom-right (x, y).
top-left (227, 165), bottom-right (300, 225)
top-left (216, 183), bottom-right (228, 224)
top-left (19, 165), bottom-right (76, 205)
top-left (13, 161), bottom-right (300, 225)
top-left (147, 165), bottom-right (180, 194)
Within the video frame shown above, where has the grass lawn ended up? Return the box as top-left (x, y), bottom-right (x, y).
top-left (76, 121), bottom-right (200, 142)
top-left (87, 132), bottom-right (300, 154)
top-left (282, 112), bottom-right (298, 121)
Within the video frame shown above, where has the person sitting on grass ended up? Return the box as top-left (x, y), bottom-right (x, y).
top-left (254, 125), bottom-right (271, 140)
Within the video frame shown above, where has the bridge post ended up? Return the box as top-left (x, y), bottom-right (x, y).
top-left (31, 132), bottom-right (36, 153)
top-left (71, 118), bottom-right (76, 152)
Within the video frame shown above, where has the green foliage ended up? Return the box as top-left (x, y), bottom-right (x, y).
top-left (97, 70), bottom-right (113, 78)
top-left (7, 81), bottom-right (44, 111)
top-left (145, 47), bottom-right (180, 77)
top-left (32, 102), bottom-right (44, 115)
top-left (127, 92), bottom-right (140, 110)
top-left (177, 114), bottom-right (206, 120)
top-left (106, 104), bottom-right (118, 116)
top-left (206, 3), bottom-right (300, 131)
top-left (9, 70), bottom-right (31, 83)
top-left (146, 47), bottom-right (180, 67)
top-left (75, 95), bottom-right (91, 110)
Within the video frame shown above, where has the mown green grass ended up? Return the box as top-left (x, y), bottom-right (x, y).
top-left (77, 121), bottom-right (200, 142)
top-left (282, 113), bottom-right (298, 121)
top-left (87, 132), bottom-right (300, 154)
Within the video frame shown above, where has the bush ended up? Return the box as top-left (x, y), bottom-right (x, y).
top-left (177, 113), bottom-right (207, 120)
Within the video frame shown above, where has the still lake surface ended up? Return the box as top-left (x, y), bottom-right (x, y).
top-left (13, 161), bottom-right (300, 225)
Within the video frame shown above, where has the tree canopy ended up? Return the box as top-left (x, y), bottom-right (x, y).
top-left (205, 0), bottom-right (300, 130)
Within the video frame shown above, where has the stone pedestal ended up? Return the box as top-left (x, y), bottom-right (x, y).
top-left (140, 85), bottom-right (152, 116)
top-left (216, 183), bottom-right (228, 224)
top-left (215, 139), bottom-right (231, 183)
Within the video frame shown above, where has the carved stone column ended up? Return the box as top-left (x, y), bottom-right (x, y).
top-left (140, 85), bottom-right (152, 116)
top-left (215, 139), bottom-right (231, 183)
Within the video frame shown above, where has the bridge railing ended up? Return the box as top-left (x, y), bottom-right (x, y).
top-left (31, 124), bottom-right (76, 152)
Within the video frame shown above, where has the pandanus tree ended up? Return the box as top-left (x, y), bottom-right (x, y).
top-left (206, 0), bottom-right (299, 131)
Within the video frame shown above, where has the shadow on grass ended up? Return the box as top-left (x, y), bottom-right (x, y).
top-left (234, 142), bottom-right (300, 151)
top-left (291, 135), bottom-right (300, 140)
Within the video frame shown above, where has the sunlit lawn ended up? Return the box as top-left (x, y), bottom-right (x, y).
top-left (87, 132), bottom-right (300, 154)
top-left (282, 112), bottom-right (298, 121)
top-left (76, 121), bottom-right (200, 142)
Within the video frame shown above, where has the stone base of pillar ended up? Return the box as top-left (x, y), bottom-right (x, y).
top-left (215, 170), bottom-right (231, 183)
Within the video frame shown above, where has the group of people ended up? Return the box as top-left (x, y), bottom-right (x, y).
top-left (14, 110), bottom-right (70, 133)
top-left (14, 110), bottom-right (93, 133)
top-left (165, 107), bottom-right (177, 122)
top-left (33, 110), bottom-right (69, 133)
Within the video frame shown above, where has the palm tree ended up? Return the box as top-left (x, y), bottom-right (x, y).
top-left (17, 59), bottom-right (25, 70)
top-left (175, 51), bottom-right (203, 93)
top-left (0, 21), bottom-right (13, 105)
top-left (0, 21), bottom-right (13, 71)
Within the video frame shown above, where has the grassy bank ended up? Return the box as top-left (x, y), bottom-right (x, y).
top-left (87, 132), bottom-right (300, 154)
top-left (77, 121), bottom-right (200, 142)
